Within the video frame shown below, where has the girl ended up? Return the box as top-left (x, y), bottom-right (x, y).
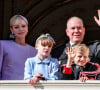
top-left (24, 33), bottom-right (59, 85)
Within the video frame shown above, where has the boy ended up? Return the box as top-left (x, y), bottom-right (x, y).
top-left (62, 44), bottom-right (100, 82)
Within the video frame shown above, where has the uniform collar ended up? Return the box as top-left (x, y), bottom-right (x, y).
top-left (75, 64), bottom-right (86, 69)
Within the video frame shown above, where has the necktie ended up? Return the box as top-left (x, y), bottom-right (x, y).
top-left (74, 66), bottom-right (83, 79)
top-left (71, 44), bottom-right (76, 47)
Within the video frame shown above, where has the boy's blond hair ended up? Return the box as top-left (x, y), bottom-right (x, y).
top-left (73, 44), bottom-right (89, 54)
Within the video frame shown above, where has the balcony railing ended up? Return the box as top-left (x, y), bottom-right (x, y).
top-left (0, 80), bottom-right (100, 90)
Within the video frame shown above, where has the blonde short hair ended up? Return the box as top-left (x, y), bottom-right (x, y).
top-left (10, 15), bottom-right (28, 27)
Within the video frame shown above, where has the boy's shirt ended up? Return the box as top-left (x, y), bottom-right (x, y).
top-left (61, 62), bottom-right (100, 80)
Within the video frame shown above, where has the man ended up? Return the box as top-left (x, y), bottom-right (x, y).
top-left (52, 16), bottom-right (86, 64)
top-left (51, 10), bottom-right (100, 73)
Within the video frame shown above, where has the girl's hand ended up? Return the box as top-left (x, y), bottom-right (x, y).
top-left (29, 73), bottom-right (43, 85)
top-left (94, 9), bottom-right (100, 26)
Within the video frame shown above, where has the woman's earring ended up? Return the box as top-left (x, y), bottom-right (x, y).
top-left (9, 32), bottom-right (15, 39)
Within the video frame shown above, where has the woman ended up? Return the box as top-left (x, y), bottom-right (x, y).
top-left (0, 15), bottom-right (37, 80)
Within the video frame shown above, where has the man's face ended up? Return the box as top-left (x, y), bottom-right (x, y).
top-left (66, 17), bottom-right (85, 44)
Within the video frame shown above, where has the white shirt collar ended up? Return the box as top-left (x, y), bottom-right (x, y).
top-left (70, 41), bottom-right (75, 46)
top-left (70, 41), bottom-right (81, 47)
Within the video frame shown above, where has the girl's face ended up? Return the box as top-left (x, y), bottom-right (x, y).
top-left (74, 51), bottom-right (89, 66)
top-left (10, 19), bottom-right (28, 39)
top-left (36, 40), bottom-right (53, 59)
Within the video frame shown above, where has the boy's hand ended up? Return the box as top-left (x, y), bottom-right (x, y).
top-left (65, 47), bottom-right (75, 67)
top-left (79, 76), bottom-right (89, 82)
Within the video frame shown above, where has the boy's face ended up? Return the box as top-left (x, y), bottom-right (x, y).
top-left (74, 51), bottom-right (89, 66)
top-left (36, 40), bottom-right (53, 58)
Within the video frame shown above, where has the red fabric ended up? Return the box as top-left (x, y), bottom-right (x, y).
top-left (63, 66), bottom-right (72, 74)
top-left (88, 77), bottom-right (96, 80)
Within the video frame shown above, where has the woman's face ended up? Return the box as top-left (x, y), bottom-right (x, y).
top-left (10, 19), bottom-right (28, 39)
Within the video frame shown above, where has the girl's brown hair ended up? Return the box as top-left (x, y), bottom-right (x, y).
top-left (39, 37), bottom-right (53, 47)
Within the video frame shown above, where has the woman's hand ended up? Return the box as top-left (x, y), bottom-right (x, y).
top-left (94, 9), bottom-right (100, 26)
